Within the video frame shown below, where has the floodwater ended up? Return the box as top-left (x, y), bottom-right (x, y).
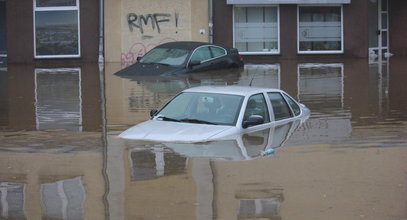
top-left (0, 58), bottom-right (406, 220)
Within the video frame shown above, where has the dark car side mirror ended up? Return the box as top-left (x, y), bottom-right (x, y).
top-left (242, 115), bottom-right (264, 128)
top-left (136, 56), bottom-right (142, 62)
top-left (150, 109), bottom-right (158, 117)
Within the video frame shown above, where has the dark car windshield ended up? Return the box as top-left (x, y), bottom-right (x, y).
top-left (139, 48), bottom-right (189, 66)
top-left (156, 92), bottom-right (244, 126)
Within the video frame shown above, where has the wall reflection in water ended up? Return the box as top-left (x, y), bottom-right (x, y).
top-left (0, 64), bottom-right (105, 220)
top-left (129, 148), bottom-right (187, 181)
top-left (294, 63), bottom-right (352, 145)
top-left (0, 182), bottom-right (25, 219)
top-left (1, 64), bottom-right (102, 132)
top-left (297, 63), bottom-right (344, 109)
top-left (1, 57), bottom-right (406, 220)
top-left (105, 64), bottom-right (281, 127)
top-left (35, 68), bottom-right (82, 131)
top-left (1, 177), bottom-right (85, 220)
top-left (41, 177), bottom-right (84, 220)
top-left (237, 188), bottom-right (283, 220)
top-left (106, 58), bottom-right (407, 220)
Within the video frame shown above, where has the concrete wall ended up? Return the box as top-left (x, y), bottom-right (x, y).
top-left (104, 0), bottom-right (209, 64)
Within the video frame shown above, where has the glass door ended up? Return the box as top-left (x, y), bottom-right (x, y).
top-left (368, 0), bottom-right (390, 63)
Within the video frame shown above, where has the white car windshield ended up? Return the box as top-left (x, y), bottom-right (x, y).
top-left (139, 48), bottom-right (189, 66)
top-left (156, 92), bottom-right (244, 126)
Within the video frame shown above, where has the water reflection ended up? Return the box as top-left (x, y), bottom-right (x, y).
top-left (0, 182), bottom-right (25, 219)
top-left (0, 58), bottom-right (407, 219)
top-left (35, 68), bottom-right (82, 131)
top-left (104, 58), bottom-right (407, 219)
top-left (164, 120), bottom-right (301, 160)
top-left (120, 120), bottom-right (302, 183)
top-left (297, 63), bottom-right (344, 109)
top-left (237, 188), bottom-right (283, 219)
top-left (129, 147), bottom-right (187, 181)
top-left (41, 177), bottom-right (85, 220)
top-left (107, 64), bottom-right (281, 126)
top-left (0, 64), bottom-right (105, 220)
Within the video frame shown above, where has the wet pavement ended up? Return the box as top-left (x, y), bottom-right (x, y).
top-left (0, 58), bottom-right (406, 220)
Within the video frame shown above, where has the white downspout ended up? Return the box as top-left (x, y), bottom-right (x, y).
top-left (208, 0), bottom-right (213, 43)
top-left (98, 0), bottom-right (104, 64)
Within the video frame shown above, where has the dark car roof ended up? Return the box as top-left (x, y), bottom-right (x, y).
top-left (156, 41), bottom-right (215, 50)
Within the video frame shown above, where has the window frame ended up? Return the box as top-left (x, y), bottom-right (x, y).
top-left (33, 0), bottom-right (81, 59)
top-left (233, 5), bottom-right (280, 55)
top-left (297, 5), bottom-right (344, 54)
top-left (187, 45), bottom-right (228, 65)
top-left (189, 46), bottom-right (213, 64)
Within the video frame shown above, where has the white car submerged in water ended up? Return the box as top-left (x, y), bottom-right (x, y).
top-left (119, 85), bottom-right (310, 143)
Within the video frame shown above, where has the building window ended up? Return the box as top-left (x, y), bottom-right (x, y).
top-left (234, 6), bottom-right (279, 54)
top-left (298, 6), bottom-right (343, 54)
top-left (34, 0), bottom-right (80, 58)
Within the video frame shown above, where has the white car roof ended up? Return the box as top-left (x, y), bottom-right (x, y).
top-left (182, 85), bottom-right (283, 96)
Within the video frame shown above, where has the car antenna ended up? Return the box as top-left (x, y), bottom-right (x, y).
top-left (248, 66), bottom-right (259, 87)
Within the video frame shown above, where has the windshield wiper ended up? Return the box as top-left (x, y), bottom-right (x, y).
top-left (144, 62), bottom-right (171, 66)
top-left (157, 116), bottom-right (181, 122)
top-left (156, 62), bottom-right (170, 66)
top-left (180, 118), bottom-right (218, 125)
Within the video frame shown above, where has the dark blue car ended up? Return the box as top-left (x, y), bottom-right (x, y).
top-left (115, 41), bottom-right (244, 76)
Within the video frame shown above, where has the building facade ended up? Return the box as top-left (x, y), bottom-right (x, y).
top-left (1, 0), bottom-right (406, 65)
top-left (213, 0), bottom-right (407, 62)
top-left (2, 0), bottom-right (100, 65)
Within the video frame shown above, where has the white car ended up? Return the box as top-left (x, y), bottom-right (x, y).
top-left (119, 85), bottom-right (310, 143)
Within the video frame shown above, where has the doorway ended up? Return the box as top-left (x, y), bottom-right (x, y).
top-left (368, 0), bottom-right (390, 63)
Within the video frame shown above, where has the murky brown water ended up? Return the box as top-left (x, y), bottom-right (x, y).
top-left (0, 58), bottom-right (406, 220)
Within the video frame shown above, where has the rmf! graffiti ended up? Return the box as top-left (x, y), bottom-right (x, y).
top-left (127, 12), bottom-right (179, 36)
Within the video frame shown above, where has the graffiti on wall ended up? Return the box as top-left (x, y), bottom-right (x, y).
top-left (127, 12), bottom-right (179, 39)
top-left (121, 37), bottom-right (177, 67)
